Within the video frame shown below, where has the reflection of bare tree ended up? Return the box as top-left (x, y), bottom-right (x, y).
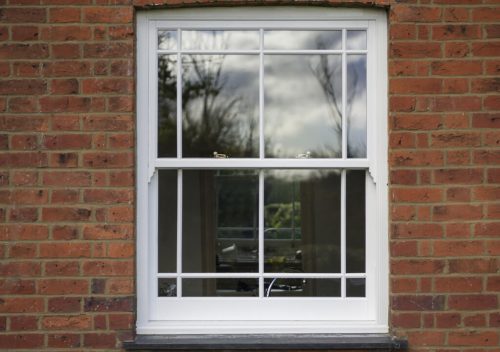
top-left (157, 54), bottom-right (258, 158)
top-left (310, 42), bottom-right (366, 158)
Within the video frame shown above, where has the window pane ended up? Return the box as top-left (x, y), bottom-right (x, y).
top-left (264, 55), bottom-right (342, 158)
top-left (346, 278), bottom-right (365, 297)
top-left (183, 170), bottom-right (259, 273)
top-left (346, 30), bottom-right (367, 50)
top-left (158, 30), bottom-right (177, 50)
top-left (183, 278), bottom-right (258, 297)
top-left (182, 55), bottom-right (259, 158)
top-left (346, 55), bottom-right (367, 158)
top-left (158, 55), bottom-right (177, 157)
top-left (158, 170), bottom-right (178, 273)
top-left (264, 31), bottom-right (342, 50)
top-left (182, 30), bottom-right (259, 50)
top-left (346, 170), bottom-right (365, 273)
top-left (158, 278), bottom-right (177, 297)
top-left (264, 170), bottom-right (341, 273)
top-left (265, 278), bottom-right (340, 297)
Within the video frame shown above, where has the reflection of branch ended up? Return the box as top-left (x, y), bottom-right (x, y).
top-left (310, 56), bottom-right (341, 131)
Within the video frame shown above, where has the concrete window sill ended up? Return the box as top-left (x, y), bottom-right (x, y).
top-left (123, 334), bottom-right (408, 351)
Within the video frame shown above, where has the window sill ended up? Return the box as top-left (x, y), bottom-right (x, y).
top-left (123, 334), bottom-right (408, 351)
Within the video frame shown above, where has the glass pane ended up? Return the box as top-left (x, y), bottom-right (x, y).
top-left (264, 31), bottom-right (342, 50)
top-left (158, 170), bottom-right (177, 273)
top-left (346, 278), bottom-right (365, 297)
top-left (182, 30), bottom-right (259, 50)
top-left (182, 55), bottom-right (259, 158)
top-left (264, 55), bottom-right (342, 158)
top-left (346, 170), bottom-right (365, 273)
top-left (183, 278), bottom-right (258, 297)
top-left (264, 170), bottom-right (341, 273)
top-left (158, 30), bottom-right (177, 50)
top-left (346, 55), bottom-right (367, 158)
top-left (265, 278), bottom-right (340, 297)
top-left (183, 170), bottom-right (259, 273)
top-left (158, 278), bottom-right (177, 297)
top-left (346, 30), bottom-right (367, 50)
top-left (158, 55), bottom-right (177, 157)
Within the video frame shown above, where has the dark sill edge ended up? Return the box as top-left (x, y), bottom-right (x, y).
top-left (123, 334), bottom-right (408, 351)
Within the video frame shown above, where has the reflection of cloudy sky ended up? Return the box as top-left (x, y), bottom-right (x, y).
top-left (264, 31), bottom-right (342, 50)
top-left (346, 30), bottom-right (367, 50)
top-left (182, 31), bottom-right (260, 50)
top-left (264, 55), bottom-right (342, 158)
top-left (347, 55), bottom-right (367, 158)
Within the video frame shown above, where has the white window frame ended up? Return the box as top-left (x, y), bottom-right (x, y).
top-left (136, 7), bottom-right (388, 335)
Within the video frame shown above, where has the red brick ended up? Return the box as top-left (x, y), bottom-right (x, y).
top-left (83, 7), bottom-right (132, 23)
top-left (475, 222), bottom-right (500, 237)
top-left (392, 188), bottom-right (442, 203)
top-left (83, 152), bottom-right (133, 168)
top-left (83, 260), bottom-right (133, 276)
top-left (435, 277), bottom-right (483, 293)
top-left (0, 334), bottom-right (44, 349)
top-left (83, 224), bottom-right (133, 240)
top-left (82, 78), bottom-right (133, 94)
top-left (472, 41), bottom-right (500, 57)
top-left (9, 243), bottom-right (37, 258)
top-left (407, 331), bottom-right (445, 346)
top-left (0, 279), bottom-right (35, 294)
top-left (436, 313), bottom-right (461, 328)
top-left (50, 78), bottom-right (79, 94)
top-left (449, 258), bottom-right (497, 273)
top-left (431, 60), bottom-right (482, 76)
top-left (39, 242), bottom-right (90, 257)
top-left (391, 259), bottom-right (445, 275)
top-left (12, 25), bottom-right (39, 41)
top-left (433, 25), bottom-right (481, 40)
top-left (42, 315), bottom-right (91, 330)
top-left (83, 333), bottom-right (117, 348)
top-left (432, 96), bottom-right (481, 112)
top-left (434, 241), bottom-right (484, 257)
top-left (0, 79), bottom-right (46, 95)
top-left (43, 171), bottom-right (91, 186)
top-left (391, 78), bottom-right (442, 94)
top-left (10, 316), bottom-right (38, 331)
top-left (390, 151), bottom-right (443, 167)
top-left (48, 297), bottom-right (81, 313)
top-left (48, 334), bottom-right (80, 348)
top-left (39, 279), bottom-right (89, 295)
top-left (434, 169), bottom-right (483, 184)
top-left (43, 25), bottom-right (91, 41)
top-left (449, 331), bottom-right (499, 346)
top-left (471, 78), bottom-right (500, 93)
top-left (391, 6), bottom-right (441, 22)
top-left (433, 204), bottom-right (483, 221)
top-left (392, 295), bottom-right (445, 311)
top-left (0, 8), bottom-right (46, 23)
top-left (472, 7), bottom-right (500, 22)
top-left (392, 114), bottom-right (442, 130)
top-left (84, 42), bottom-right (133, 58)
top-left (474, 150), bottom-right (500, 165)
top-left (49, 7), bottom-right (81, 23)
top-left (51, 43), bottom-right (80, 59)
top-left (444, 42), bottom-right (470, 58)
top-left (109, 313), bottom-right (134, 329)
top-left (108, 278), bottom-right (134, 294)
top-left (0, 298), bottom-right (43, 313)
top-left (45, 261), bottom-right (79, 275)
top-left (0, 43), bottom-right (48, 59)
top-left (464, 313), bottom-right (486, 327)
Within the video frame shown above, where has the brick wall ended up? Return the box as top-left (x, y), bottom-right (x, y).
top-left (0, 0), bottom-right (498, 350)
